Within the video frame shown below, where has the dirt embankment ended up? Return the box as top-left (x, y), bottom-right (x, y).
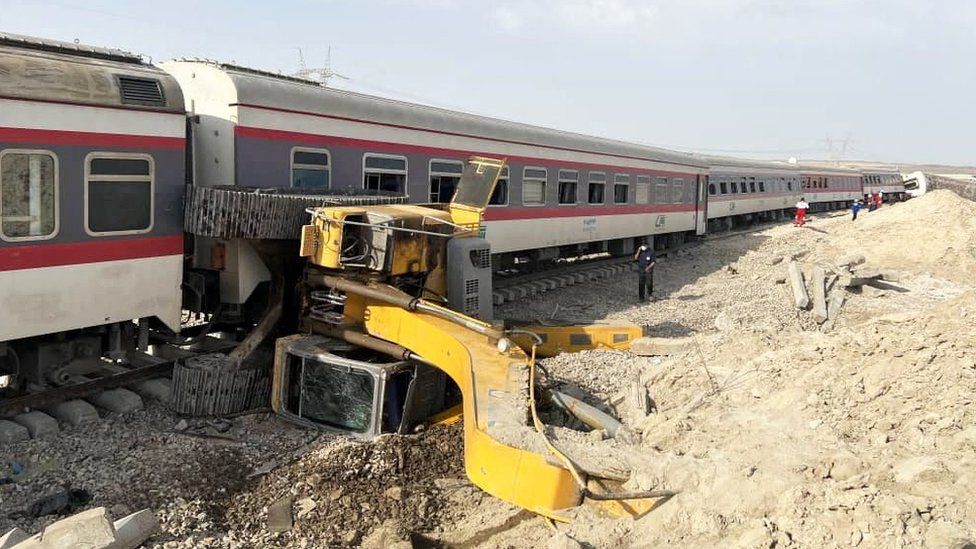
top-left (480, 191), bottom-right (976, 548)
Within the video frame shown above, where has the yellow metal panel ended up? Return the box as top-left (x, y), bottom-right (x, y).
top-left (361, 302), bottom-right (583, 519)
top-left (299, 224), bottom-right (318, 257)
top-left (508, 322), bottom-right (643, 358)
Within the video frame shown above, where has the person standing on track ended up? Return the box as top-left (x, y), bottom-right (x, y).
top-left (634, 242), bottom-right (656, 302)
top-left (851, 200), bottom-right (861, 221)
top-left (794, 197), bottom-right (810, 226)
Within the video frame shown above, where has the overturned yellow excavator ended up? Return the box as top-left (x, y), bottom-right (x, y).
top-left (270, 157), bottom-right (667, 521)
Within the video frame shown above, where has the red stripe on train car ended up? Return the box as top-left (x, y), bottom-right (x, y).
top-left (484, 204), bottom-right (695, 221)
top-left (234, 126), bottom-right (701, 177)
top-left (0, 235), bottom-right (183, 272)
top-left (0, 127), bottom-right (184, 149)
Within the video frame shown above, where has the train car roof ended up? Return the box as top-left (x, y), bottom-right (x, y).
top-left (0, 33), bottom-right (184, 112)
top-left (163, 60), bottom-right (709, 170)
top-left (796, 164), bottom-right (862, 176)
top-left (693, 154), bottom-right (799, 173)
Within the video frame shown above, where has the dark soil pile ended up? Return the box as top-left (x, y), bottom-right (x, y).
top-left (223, 424), bottom-right (465, 547)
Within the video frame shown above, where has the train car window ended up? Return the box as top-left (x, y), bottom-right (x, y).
top-left (558, 170), bottom-right (578, 205)
top-left (759, 181), bottom-right (765, 192)
top-left (522, 167), bottom-right (547, 206)
top-left (85, 153), bottom-right (153, 235)
top-left (0, 150), bottom-right (58, 241)
top-left (636, 175), bottom-right (651, 203)
top-left (291, 148), bottom-right (331, 190)
top-left (730, 181), bottom-right (738, 194)
top-left (587, 172), bottom-right (606, 204)
top-left (613, 174), bottom-right (629, 204)
top-left (749, 178), bottom-right (757, 193)
top-left (670, 179), bottom-right (684, 204)
top-left (363, 154), bottom-right (407, 193)
top-left (719, 181), bottom-right (728, 194)
top-left (488, 166), bottom-right (509, 206)
top-left (654, 177), bottom-right (668, 203)
top-left (684, 180), bottom-right (696, 203)
top-left (429, 159), bottom-right (464, 202)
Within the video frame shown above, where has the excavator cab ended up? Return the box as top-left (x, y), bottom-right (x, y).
top-left (271, 334), bottom-right (459, 437)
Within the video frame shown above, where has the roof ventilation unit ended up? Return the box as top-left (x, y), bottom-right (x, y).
top-left (117, 75), bottom-right (165, 106)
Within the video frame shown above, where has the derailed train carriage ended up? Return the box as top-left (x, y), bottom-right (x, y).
top-left (0, 32), bottom-right (868, 397)
top-left (0, 33), bottom-right (187, 392)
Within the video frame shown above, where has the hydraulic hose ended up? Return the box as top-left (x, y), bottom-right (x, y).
top-left (309, 274), bottom-right (500, 338)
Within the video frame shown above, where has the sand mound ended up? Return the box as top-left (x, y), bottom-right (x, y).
top-left (488, 192), bottom-right (976, 548)
top-left (817, 190), bottom-right (976, 283)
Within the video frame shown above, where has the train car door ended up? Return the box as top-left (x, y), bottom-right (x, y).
top-left (695, 174), bottom-right (708, 235)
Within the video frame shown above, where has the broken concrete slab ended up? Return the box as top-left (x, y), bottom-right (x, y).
top-left (811, 266), bottom-right (829, 324)
top-left (878, 269), bottom-right (905, 282)
top-left (12, 411), bottom-right (59, 439)
top-left (0, 420), bottom-right (30, 444)
top-left (0, 527), bottom-right (29, 549)
top-left (839, 271), bottom-right (884, 288)
top-left (35, 507), bottom-right (115, 549)
top-left (836, 253), bottom-right (866, 269)
top-left (45, 400), bottom-right (99, 427)
top-left (629, 336), bottom-right (694, 356)
top-left (267, 495), bottom-right (294, 533)
top-left (852, 269), bottom-right (888, 284)
top-left (111, 509), bottom-right (159, 549)
top-left (87, 389), bottom-right (143, 414)
top-left (822, 289), bottom-right (847, 332)
top-left (130, 379), bottom-right (171, 403)
top-left (788, 261), bottom-right (810, 309)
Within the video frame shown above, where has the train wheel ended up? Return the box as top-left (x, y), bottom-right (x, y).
top-left (0, 347), bottom-right (23, 397)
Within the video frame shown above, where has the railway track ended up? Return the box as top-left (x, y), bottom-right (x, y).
top-left (490, 245), bottom-right (694, 305)
top-left (490, 216), bottom-right (813, 306)
top-left (0, 338), bottom-right (239, 443)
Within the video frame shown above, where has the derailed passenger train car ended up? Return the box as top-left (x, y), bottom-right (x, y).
top-left (161, 60), bottom-right (711, 275)
top-left (0, 33), bottom-right (185, 387)
top-left (702, 156), bottom-right (801, 230)
top-left (798, 165), bottom-right (863, 212)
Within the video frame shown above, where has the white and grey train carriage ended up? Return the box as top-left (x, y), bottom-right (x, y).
top-left (797, 165), bottom-right (863, 212)
top-left (0, 34), bottom-right (185, 388)
top-left (861, 168), bottom-right (907, 201)
top-left (701, 156), bottom-right (801, 230)
top-left (161, 60), bottom-right (712, 283)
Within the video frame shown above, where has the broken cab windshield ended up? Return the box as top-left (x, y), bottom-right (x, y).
top-left (301, 362), bottom-right (375, 433)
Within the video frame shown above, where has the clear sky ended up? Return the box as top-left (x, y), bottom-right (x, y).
top-left (2, 0), bottom-right (973, 165)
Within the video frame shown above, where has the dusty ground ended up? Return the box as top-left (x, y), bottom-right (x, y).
top-left (482, 190), bottom-right (976, 548)
top-left (2, 191), bottom-right (974, 548)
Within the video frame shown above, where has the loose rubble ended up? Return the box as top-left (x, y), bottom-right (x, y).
top-left (2, 191), bottom-right (974, 547)
top-left (484, 190), bottom-right (976, 547)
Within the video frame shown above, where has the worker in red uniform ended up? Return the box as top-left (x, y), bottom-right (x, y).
top-left (793, 198), bottom-right (809, 226)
